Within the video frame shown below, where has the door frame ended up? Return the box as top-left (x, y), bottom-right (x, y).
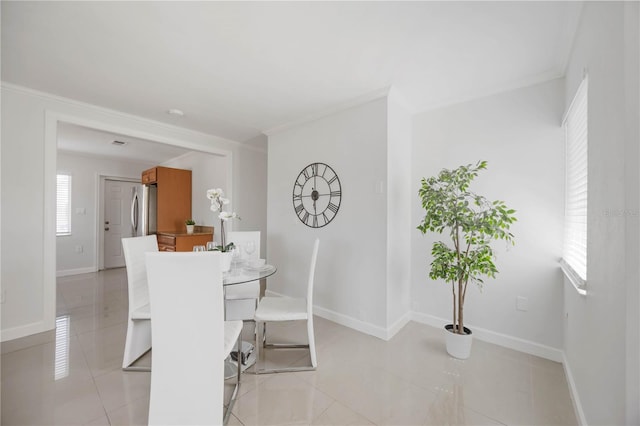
top-left (97, 176), bottom-right (141, 271)
top-left (44, 110), bottom-right (234, 336)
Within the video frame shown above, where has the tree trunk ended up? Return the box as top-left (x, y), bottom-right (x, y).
top-left (452, 282), bottom-right (457, 332)
top-left (458, 279), bottom-right (464, 334)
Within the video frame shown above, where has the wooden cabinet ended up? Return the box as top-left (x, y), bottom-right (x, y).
top-left (156, 233), bottom-right (177, 251)
top-left (141, 167), bottom-right (157, 184)
top-left (142, 166), bottom-right (192, 233)
top-left (157, 232), bottom-right (214, 252)
top-left (142, 166), bottom-right (213, 252)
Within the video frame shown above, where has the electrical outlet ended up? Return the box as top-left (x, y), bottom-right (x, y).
top-left (516, 296), bottom-right (528, 312)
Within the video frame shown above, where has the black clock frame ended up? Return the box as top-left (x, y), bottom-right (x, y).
top-left (292, 162), bottom-right (342, 228)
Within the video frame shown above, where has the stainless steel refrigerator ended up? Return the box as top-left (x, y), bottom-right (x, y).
top-left (136, 184), bottom-right (157, 236)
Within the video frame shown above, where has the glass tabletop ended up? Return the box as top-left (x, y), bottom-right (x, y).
top-left (223, 263), bottom-right (277, 286)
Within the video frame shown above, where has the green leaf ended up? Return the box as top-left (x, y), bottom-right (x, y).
top-left (417, 161), bottom-right (517, 295)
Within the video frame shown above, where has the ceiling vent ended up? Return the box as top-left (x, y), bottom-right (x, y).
top-left (112, 140), bottom-right (127, 146)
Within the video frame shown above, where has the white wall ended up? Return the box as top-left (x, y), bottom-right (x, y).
top-left (162, 151), bottom-right (229, 236)
top-left (56, 152), bottom-right (152, 275)
top-left (268, 98), bottom-right (391, 335)
top-left (234, 134), bottom-right (268, 258)
top-left (386, 90), bottom-right (412, 331)
top-left (1, 84), bottom-right (268, 341)
top-left (411, 79), bottom-right (565, 357)
top-left (624, 3), bottom-right (640, 424)
top-left (165, 137), bottom-right (268, 256)
top-left (563, 2), bottom-right (640, 424)
top-left (2, 86), bottom-right (47, 337)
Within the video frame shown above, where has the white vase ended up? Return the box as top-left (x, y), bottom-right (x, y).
top-left (219, 252), bottom-right (232, 272)
top-left (444, 325), bottom-right (473, 359)
top-left (186, 224), bottom-right (195, 234)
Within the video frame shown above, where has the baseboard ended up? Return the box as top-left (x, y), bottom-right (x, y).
top-left (265, 289), bottom-right (390, 340)
top-left (562, 352), bottom-right (588, 425)
top-left (411, 312), bottom-right (564, 362)
top-left (264, 290), bottom-right (564, 361)
top-left (1, 320), bottom-right (52, 343)
top-left (56, 267), bottom-right (96, 277)
top-left (386, 311), bottom-right (412, 340)
top-left (313, 305), bottom-right (390, 340)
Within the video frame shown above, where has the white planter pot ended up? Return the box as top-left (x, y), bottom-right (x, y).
top-left (444, 325), bottom-right (473, 359)
top-left (219, 252), bottom-right (232, 272)
top-left (186, 224), bottom-right (195, 234)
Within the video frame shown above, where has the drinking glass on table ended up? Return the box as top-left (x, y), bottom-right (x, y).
top-left (206, 241), bottom-right (216, 251)
top-left (193, 245), bottom-right (206, 252)
top-left (244, 241), bottom-right (256, 258)
top-left (230, 246), bottom-right (240, 265)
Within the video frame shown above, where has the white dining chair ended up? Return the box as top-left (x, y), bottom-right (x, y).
top-left (254, 238), bottom-right (320, 374)
top-left (145, 251), bottom-right (242, 426)
top-left (121, 235), bottom-right (158, 371)
top-left (225, 231), bottom-right (261, 321)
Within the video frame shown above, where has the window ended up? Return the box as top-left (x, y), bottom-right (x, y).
top-left (561, 77), bottom-right (588, 295)
top-left (56, 174), bottom-right (72, 236)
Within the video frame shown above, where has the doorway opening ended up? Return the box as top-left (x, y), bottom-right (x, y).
top-left (46, 112), bottom-right (233, 334)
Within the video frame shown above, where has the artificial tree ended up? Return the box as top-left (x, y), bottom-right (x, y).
top-left (417, 161), bottom-right (516, 335)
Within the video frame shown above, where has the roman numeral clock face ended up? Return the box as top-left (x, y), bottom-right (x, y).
top-left (292, 163), bottom-right (342, 228)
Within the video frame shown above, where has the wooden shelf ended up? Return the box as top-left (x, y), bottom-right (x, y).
top-left (156, 231), bottom-right (214, 252)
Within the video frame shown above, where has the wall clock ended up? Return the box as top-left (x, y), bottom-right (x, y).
top-left (292, 162), bottom-right (342, 228)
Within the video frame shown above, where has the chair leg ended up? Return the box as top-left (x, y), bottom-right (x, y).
top-left (307, 316), bottom-right (317, 368)
top-left (262, 322), bottom-right (267, 346)
top-left (122, 319), bottom-right (152, 372)
top-left (122, 363), bottom-right (151, 372)
top-left (254, 320), bottom-right (263, 374)
top-left (237, 336), bottom-right (242, 379)
top-left (223, 329), bottom-right (242, 425)
top-left (253, 319), bottom-right (317, 374)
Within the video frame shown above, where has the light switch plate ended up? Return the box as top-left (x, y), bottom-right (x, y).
top-left (516, 296), bottom-right (528, 312)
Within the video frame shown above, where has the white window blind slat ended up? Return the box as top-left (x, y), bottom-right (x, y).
top-left (562, 77), bottom-right (588, 287)
top-left (57, 174), bottom-right (72, 236)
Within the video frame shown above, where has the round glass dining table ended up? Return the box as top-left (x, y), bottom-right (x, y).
top-left (223, 264), bottom-right (277, 286)
top-left (223, 263), bottom-right (276, 377)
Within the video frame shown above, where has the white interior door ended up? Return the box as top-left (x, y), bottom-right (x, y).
top-left (104, 180), bottom-right (140, 269)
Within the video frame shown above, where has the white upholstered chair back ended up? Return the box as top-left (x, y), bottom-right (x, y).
top-left (253, 238), bottom-right (320, 373)
top-left (122, 235), bottom-right (157, 312)
top-left (306, 238), bottom-right (320, 314)
top-left (145, 251), bottom-right (225, 425)
top-left (121, 235), bottom-right (158, 370)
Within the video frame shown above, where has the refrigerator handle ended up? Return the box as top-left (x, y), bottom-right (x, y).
top-left (141, 185), bottom-right (149, 236)
top-left (131, 189), bottom-right (139, 235)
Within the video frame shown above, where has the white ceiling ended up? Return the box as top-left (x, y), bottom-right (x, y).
top-left (2, 1), bottom-right (583, 144)
top-left (57, 122), bottom-right (193, 164)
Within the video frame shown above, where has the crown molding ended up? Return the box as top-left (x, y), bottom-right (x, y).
top-left (0, 82), bottom-right (267, 154)
top-left (558, 2), bottom-right (585, 77)
top-left (263, 86), bottom-right (393, 136)
top-left (413, 70), bottom-right (564, 115)
top-left (388, 86), bottom-right (416, 113)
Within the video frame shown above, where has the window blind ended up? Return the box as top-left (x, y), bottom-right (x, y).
top-left (561, 78), bottom-right (588, 288)
top-left (56, 174), bottom-right (72, 235)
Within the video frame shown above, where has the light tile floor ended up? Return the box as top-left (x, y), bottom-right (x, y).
top-left (1, 268), bottom-right (578, 425)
